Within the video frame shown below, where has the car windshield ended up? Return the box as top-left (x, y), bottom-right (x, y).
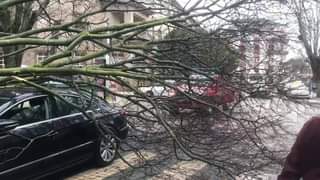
top-left (0, 97), bottom-right (12, 113)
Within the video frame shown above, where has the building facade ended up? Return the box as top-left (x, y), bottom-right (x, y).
top-left (238, 19), bottom-right (288, 84)
top-left (21, 0), bottom-right (153, 67)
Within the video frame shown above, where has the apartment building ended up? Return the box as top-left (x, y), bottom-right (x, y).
top-left (22, 0), bottom-right (153, 67)
top-left (238, 19), bottom-right (288, 83)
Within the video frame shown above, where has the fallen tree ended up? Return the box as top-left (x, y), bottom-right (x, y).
top-left (0, 0), bottom-right (297, 178)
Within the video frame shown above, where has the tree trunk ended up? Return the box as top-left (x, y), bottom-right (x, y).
top-left (2, 46), bottom-right (24, 68)
top-left (310, 56), bottom-right (320, 97)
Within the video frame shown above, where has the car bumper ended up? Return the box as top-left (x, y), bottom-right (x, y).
top-left (287, 91), bottom-right (310, 99)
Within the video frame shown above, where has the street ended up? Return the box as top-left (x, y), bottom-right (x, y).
top-left (44, 151), bottom-right (216, 180)
top-left (42, 98), bottom-right (320, 180)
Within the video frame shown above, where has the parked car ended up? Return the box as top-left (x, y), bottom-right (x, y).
top-left (138, 80), bottom-right (176, 97)
top-left (139, 85), bottom-right (169, 96)
top-left (285, 80), bottom-right (311, 98)
top-left (0, 86), bottom-right (128, 179)
top-left (167, 75), bottom-right (238, 112)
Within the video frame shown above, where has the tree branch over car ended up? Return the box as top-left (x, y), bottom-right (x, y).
top-left (0, 0), bottom-right (297, 178)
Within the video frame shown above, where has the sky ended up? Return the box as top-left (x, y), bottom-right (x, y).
top-left (176, 0), bottom-right (188, 6)
top-left (176, 0), bottom-right (194, 8)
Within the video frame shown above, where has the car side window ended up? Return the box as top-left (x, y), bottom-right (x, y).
top-left (52, 95), bottom-right (102, 118)
top-left (1, 97), bottom-right (47, 125)
top-left (53, 96), bottom-right (83, 117)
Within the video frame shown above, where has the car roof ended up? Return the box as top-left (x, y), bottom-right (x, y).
top-left (0, 86), bottom-right (79, 101)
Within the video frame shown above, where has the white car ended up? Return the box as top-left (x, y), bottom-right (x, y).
top-left (285, 80), bottom-right (311, 98)
top-left (138, 81), bottom-right (176, 97)
top-left (139, 86), bottom-right (168, 96)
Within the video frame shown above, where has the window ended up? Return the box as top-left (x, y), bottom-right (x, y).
top-left (54, 96), bottom-right (80, 117)
top-left (111, 51), bottom-right (125, 58)
top-left (112, 12), bottom-right (124, 24)
top-left (36, 52), bottom-right (48, 64)
top-left (134, 14), bottom-right (145, 22)
top-left (53, 95), bottom-right (99, 117)
top-left (1, 97), bottom-right (48, 124)
top-left (94, 58), bottom-right (105, 65)
top-left (0, 53), bottom-right (4, 68)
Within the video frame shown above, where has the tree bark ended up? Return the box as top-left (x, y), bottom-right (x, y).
top-left (2, 45), bottom-right (24, 68)
top-left (310, 56), bottom-right (320, 97)
top-left (0, 0), bottom-right (49, 68)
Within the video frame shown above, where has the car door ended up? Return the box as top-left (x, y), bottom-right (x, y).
top-left (48, 95), bottom-right (97, 163)
top-left (0, 96), bottom-right (55, 179)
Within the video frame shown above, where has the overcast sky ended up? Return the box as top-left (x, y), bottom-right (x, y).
top-left (176, 0), bottom-right (191, 7)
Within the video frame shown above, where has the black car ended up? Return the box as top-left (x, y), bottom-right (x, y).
top-left (0, 87), bottom-right (128, 179)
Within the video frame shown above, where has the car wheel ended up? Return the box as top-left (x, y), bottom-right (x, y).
top-left (95, 129), bottom-right (119, 166)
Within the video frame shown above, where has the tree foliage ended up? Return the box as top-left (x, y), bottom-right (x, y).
top-left (158, 28), bottom-right (239, 74)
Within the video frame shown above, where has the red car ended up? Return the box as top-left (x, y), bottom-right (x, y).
top-left (167, 75), bottom-right (238, 112)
